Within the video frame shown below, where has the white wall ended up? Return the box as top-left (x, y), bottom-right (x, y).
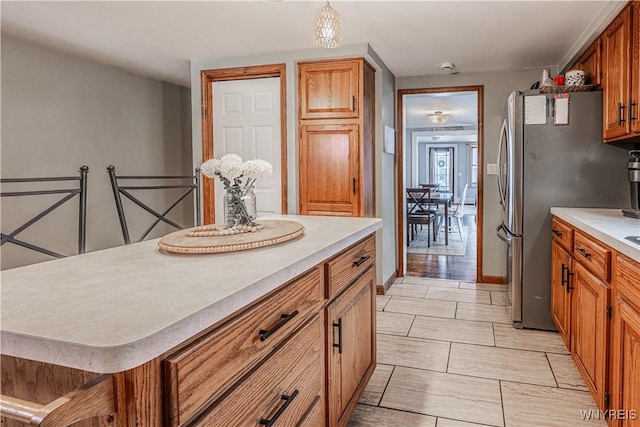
top-left (190, 43), bottom-right (397, 286)
top-left (1, 36), bottom-right (193, 270)
top-left (398, 68), bottom-right (544, 278)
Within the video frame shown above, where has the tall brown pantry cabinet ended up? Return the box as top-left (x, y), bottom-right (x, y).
top-left (298, 58), bottom-right (375, 217)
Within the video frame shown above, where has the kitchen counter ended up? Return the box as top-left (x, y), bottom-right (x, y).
top-left (550, 207), bottom-right (640, 261)
top-left (0, 215), bottom-right (382, 373)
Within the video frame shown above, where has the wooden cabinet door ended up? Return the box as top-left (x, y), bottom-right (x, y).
top-left (299, 60), bottom-right (360, 120)
top-left (299, 124), bottom-right (360, 216)
top-left (611, 297), bottom-right (640, 427)
top-left (578, 37), bottom-right (602, 87)
top-left (571, 261), bottom-right (610, 410)
top-left (326, 268), bottom-right (376, 427)
top-left (551, 241), bottom-right (572, 349)
top-left (632, 2), bottom-right (640, 134)
top-left (603, 6), bottom-right (632, 140)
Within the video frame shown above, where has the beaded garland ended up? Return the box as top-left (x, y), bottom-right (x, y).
top-left (187, 223), bottom-right (265, 238)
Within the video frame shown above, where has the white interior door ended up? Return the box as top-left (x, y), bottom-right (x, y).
top-left (212, 77), bottom-right (281, 222)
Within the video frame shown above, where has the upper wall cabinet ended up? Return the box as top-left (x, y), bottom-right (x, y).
top-left (299, 60), bottom-right (360, 120)
top-left (632, 1), bottom-right (640, 135)
top-left (602, 3), bottom-right (640, 142)
top-left (576, 37), bottom-right (602, 87)
top-left (298, 58), bottom-right (375, 218)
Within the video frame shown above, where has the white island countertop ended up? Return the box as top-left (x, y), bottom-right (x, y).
top-left (550, 208), bottom-right (640, 261)
top-left (0, 215), bottom-right (382, 373)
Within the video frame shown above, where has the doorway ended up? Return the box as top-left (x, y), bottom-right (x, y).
top-left (200, 64), bottom-right (288, 225)
top-left (397, 86), bottom-right (484, 282)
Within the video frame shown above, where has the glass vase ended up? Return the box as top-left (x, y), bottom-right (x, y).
top-left (241, 186), bottom-right (257, 222)
top-left (223, 185), bottom-right (252, 228)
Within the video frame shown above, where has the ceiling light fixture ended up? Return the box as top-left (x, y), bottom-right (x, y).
top-left (315, 1), bottom-right (341, 49)
top-left (427, 111), bottom-right (450, 125)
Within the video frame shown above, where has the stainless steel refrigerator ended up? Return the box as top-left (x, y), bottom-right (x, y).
top-left (495, 90), bottom-right (629, 330)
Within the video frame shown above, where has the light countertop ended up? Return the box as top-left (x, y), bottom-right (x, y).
top-left (550, 208), bottom-right (640, 261)
top-left (0, 215), bottom-right (382, 373)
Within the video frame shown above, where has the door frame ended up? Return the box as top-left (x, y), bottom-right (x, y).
top-left (396, 85), bottom-right (485, 282)
top-left (200, 64), bottom-right (288, 224)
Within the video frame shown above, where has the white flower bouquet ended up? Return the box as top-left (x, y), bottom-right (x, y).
top-left (201, 154), bottom-right (272, 191)
top-left (201, 154), bottom-right (273, 227)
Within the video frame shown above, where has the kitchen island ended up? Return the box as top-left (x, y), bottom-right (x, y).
top-left (1, 215), bottom-right (382, 426)
top-left (550, 208), bottom-right (639, 426)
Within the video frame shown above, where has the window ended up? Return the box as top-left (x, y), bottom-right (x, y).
top-left (469, 144), bottom-right (478, 187)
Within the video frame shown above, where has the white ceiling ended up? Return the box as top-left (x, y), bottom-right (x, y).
top-left (405, 91), bottom-right (478, 129)
top-left (0, 1), bottom-right (625, 88)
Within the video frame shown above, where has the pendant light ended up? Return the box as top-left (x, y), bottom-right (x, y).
top-left (315, 1), bottom-right (341, 48)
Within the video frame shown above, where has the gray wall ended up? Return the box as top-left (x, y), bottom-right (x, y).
top-left (1, 36), bottom-right (193, 270)
top-left (190, 43), bottom-right (397, 287)
top-left (398, 68), bottom-right (544, 278)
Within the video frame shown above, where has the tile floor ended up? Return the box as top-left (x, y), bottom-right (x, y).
top-left (347, 277), bottom-right (606, 427)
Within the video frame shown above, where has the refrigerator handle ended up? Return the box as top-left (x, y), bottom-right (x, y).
top-left (496, 224), bottom-right (511, 244)
top-left (496, 119), bottom-right (507, 207)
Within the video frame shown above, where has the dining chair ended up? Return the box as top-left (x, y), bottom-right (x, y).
top-left (107, 165), bottom-right (201, 244)
top-left (406, 187), bottom-right (439, 247)
top-left (438, 184), bottom-right (469, 241)
top-left (1, 166), bottom-right (89, 258)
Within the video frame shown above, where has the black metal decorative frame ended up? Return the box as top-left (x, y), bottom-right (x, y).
top-left (107, 165), bottom-right (201, 244)
top-left (1, 166), bottom-right (89, 258)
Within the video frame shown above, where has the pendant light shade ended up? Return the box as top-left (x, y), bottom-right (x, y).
top-left (315, 1), bottom-right (341, 49)
top-left (427, 111), bottom-right (450, 125)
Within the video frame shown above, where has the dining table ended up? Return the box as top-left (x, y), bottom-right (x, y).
top-left (407, 189), bottom-right (455, 245)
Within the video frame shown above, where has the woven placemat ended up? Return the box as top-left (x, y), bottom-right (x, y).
top-left (158, 220), bottom-right (304, 254)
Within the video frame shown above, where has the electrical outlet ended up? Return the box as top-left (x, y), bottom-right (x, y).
top-left (487, 163), bottom-right (498, 175)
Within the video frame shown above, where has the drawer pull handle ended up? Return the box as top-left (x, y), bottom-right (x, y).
top-left (259, 390), bottom-right (299, 427)
top-left (259, 310), bottom-right (299, 342)
top-left (576, 248), bottom-right (591, 259)
top-left (354, 255), bottom-right (370, 267)
top-left (552, 229), bottom-right (563, 237)
top-left (333, 318), bottom-right (343, 354)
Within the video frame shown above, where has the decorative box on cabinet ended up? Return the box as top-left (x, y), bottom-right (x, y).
top-left (298, 58), bottom-right (375, 217)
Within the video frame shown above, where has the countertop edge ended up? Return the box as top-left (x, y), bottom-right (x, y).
top-left (550, 208), bottom-right (640, 261)
top-left (0, 220), bottom-right (382, 373)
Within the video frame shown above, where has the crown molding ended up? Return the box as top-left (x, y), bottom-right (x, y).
top-left (558, 1), bottom-right (628, 73)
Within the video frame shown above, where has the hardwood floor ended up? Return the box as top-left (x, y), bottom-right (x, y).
top-left (406, 211), bottom-right (477, 281)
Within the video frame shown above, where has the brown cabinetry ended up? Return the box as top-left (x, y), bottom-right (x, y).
top-left (551, 215), bottom-right (640, 423)
top-left (298, 58), bottom-right (375, 217)
top-left (571, 261), bottom-right (610, 410)
top-left (575, 37), bottom-right (602, 87)
top-left (299, 60), bottom-right (360, 120)
top-left (0, 235), bottom-right (378, 427)
top-left (326, 263), bottom-right (376, 427)
top-left (551, 240), bottom-right (572, 347)
top-left (602, 3), bottom-right (640, 142)
top-left (299, 124), bottom-right (360, 216)
top-left (610, 253), bottom-right (640, 427)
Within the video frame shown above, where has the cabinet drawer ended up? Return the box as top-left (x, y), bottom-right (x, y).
top-left (164, 267), bottom-right (323, 426)
top-left (573, 231), bottom-right (611, 282)
top-left (616, 252), bottom-right (640, 310)
top-left (297, 396), bottom-right (324, 426)
top-left (193, 315), bottom-right (324, 427)
top-left (551, 217), bottom-right (574, 252)
top-left (326, 236), bottom-right (375, 298)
